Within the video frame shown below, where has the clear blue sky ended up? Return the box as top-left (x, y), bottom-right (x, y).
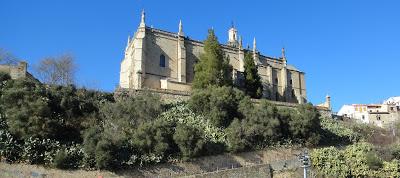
top-left (1, 0), bottom-right (399, 111)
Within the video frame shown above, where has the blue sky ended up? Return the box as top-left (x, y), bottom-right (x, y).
top-left (1, 0), bottom-right (399, 111)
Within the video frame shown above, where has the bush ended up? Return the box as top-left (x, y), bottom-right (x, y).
top-left (366, 152), bottom-right (383, 170)
top-left (159, 103), bottom-right (226, 144)
top-left (189, 86), bottom-right (246, 128)
top-left (288, 103), bottom-right (321, 146)
top-left (130, 119), bottom-right (177, 165)
top-left (319, 116), bottom-right (361, 145)
top-left (100, 92), bottom-right (163, 135)
top-left (0, 130), bottom-right (22, 163)
top-left (52, 144), bottom-right (84, 169)
top-left (311, 146), bottom-right (349, 177)
top-left (22, 137), bottom-right (61, 165)
top-left (226, 119), bottom-right (247, 152)
top-left (94, 138), bottom-right (116, 170)
top-left (82, 125), bottom-right (103, 169)
top-left (391, 144), bottom-right (400, 160)
top-left (173, 124), bottom-right (205, 160)
top-left (241, 100), bottom-right (281, 148)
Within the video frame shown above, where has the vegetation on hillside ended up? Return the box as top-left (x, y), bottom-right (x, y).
top-left (0, 71), bottom-right (327, 170)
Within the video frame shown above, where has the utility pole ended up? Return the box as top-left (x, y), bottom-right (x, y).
top-left (299, 149), bottom-right (311, 178)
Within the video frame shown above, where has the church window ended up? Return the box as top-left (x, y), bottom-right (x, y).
top-left (160, 54), bottom-right (166, 67)
top-left (275, 78), bottom-right (278, 84)
top-left (290, 79), bottom-right (293, 85)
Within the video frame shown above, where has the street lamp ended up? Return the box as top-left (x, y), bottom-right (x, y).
top-left (299, 149), bottom-right (311, 178)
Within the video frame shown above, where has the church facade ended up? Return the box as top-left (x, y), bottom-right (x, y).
top-left (119, 11), bottom-right (307, 104)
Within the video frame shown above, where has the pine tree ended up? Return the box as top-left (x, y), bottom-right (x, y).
top-left (243, 52), bottom-right (263, 98)
top-left (193, 29), bottom-right (232, 89)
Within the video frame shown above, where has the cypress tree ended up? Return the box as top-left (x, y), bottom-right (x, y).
top-left (193, 29), bottom-right (232, 89)
top-left (243, 52), bottom-right (263, 98)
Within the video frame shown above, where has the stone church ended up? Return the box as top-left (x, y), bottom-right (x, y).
top-left (119, 11), bottom-right (307, 104)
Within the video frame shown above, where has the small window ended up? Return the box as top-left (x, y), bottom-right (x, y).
top-left (362, 115), bottom-right (365, 120)
top-left (160, 54), bottom-right (166, 67)
top-left (276, 92), bottom-right (279, 101)
top-left (377, 116), bottom-right (381, 120)
top-left (290, 79), bottom-right (293, 85)
top-left (275, 78), bottom-right (278, 84)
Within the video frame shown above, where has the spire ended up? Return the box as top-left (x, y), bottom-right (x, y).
top-left (253, 37), bottom-right (257, 53)
top-left (282, 47), bottom-right (287, 66)
top-left (178, 19), bottom-right (184, 36)
top-left (139, 9), bottom-right (146, 28)
top-left (239, 36), bottom-right (243, 49)
top-left (231, 21), bottom-right (235, 28)
top-left (127, 36), bottom-right (131, 46)
top-left (228, 22), bottom-right (238, 47)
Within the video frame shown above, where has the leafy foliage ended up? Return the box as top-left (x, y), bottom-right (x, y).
top-left (243, 52), bottom-right (262, 98)
top-left (173, 124), bottom-right (205, 160)
top-left (288, 103), bottom-right (321, 145)
top-left (311, 142), bottom-right (398, 177)
top-left (319, 116), bottom-right (362, 145)
top-left (189, 86), bottom-right (245, 128)
top-left (192, 29), bottom-right (232, 89)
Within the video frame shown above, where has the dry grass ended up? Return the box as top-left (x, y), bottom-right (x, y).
top-left (0, 147), bottom-right (302, 178)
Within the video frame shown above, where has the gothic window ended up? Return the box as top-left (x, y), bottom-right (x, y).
top-left (160, 54), bottom-right (166, 67)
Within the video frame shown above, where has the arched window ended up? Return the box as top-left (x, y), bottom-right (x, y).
top-left (160, 54), bottom-right (166, 67)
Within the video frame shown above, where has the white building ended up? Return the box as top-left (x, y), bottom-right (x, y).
top-left (338, 102), bottom-right (400, 128)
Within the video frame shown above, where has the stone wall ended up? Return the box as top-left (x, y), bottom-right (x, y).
top-left (188, 164), bottom-right (272, 178)
top-left (114, 88), bottom-right (332, 118)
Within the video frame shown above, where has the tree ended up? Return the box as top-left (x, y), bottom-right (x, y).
top-left (36, 54), bottom-right (76, 85)
top-left (239, 100), bottom-right (281, 148)
top-left (289, 103), bottom-right (321, 145)
top-left (243, 52), bottom-right (263, 98)
top-left (188, 86), bottom-right (246, 128)
top-left (0, 48), bottom-right (19, 65)
top-left (192, 29), bottom-right (232, 89)
top-left (173, 124), bottom-right (205, 160)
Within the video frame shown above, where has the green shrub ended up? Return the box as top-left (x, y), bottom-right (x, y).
top-left (159, 103), bottom-right (226, 144)
top-left (226, 119), bottom-right (247, 152)
top-left (130, 119), bottom-right (177, 165)
top-left (366, 152), bottom-right (383, 170)
top-left (289, 103), bottom-right (321, 146)
top-left (0, 130), bottom-right (22, 163)
top-left (188, 86), bottom-right (245, 128)
top-left (52, 144), bottom-right (84, 169)
top-left (311, 146), bottom-right (349, 177)
top-left (100, 92), bottom-right (163, 136)
top-left (391, 144), bottom-right (400, 160)
top-left (241, 100), bottom-right (281, 148)
top-left (94, 138), bottom-right (116, 170)
top-left (22, 137), bottom-right (61, 165)
top-left (319, 116), bottom-right (361, 145)
top-left (173, 124), bottom-right (205, 160)
top-left (381, 159), bottom-right (400, 177)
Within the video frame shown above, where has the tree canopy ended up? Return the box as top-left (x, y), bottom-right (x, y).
top-left (243, 52), bottom-right (263, 98)
top-left (192, 29), bottom-right (232, 89)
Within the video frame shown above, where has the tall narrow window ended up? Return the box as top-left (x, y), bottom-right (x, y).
top-left (160, 54), bottom-right (166, 67)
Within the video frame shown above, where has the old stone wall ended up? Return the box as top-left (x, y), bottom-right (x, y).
top-left (188, 164), bottom-right (272, 178)
top-left (115, 89), bottom-right (331, 118)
